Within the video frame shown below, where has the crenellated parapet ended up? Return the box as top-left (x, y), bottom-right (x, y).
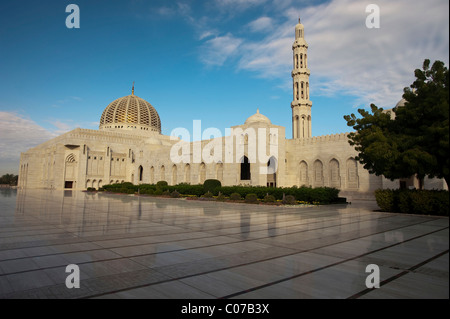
top-left (287, 132), bottom-right (351, 145)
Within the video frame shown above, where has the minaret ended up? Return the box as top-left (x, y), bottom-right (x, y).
top-left (291, 18), bottom-right (312, 139)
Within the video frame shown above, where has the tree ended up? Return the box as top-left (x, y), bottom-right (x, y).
top-left (0, 174), bottom-right (18, 186)
top-left (344, 59), bottom-right (449, 188)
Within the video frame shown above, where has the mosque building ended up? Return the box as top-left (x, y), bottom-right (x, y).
top-left (18, 20), bottom-right (447, 198)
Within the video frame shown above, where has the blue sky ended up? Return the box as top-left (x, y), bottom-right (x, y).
top-left (0, 0), bottom-right (449, 174)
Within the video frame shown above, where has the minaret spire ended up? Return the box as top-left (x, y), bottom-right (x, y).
top-left (291, 19), bottom-right (312, 139)
top-left (132, 81), bottom-right (135, 95)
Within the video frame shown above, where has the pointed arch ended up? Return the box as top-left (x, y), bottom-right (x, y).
top-left (240, 156), bottom-right (251, 181)
top-left (138, 165), bottom-right (143, 182)
top-left (199, 163), bottom-right (206, 184)
top-left (313, 159), bottom-right (324, 187)
top-left (299, 161), bottom-right (308, 186)
top-left (160, 165), bottom-right (165, 182)
top-left (329, 159), bottom-right (341, 188)
top-left (172, 164), bottom-right (177, 185)
top-left (185, 163), bottom-right (191, 184)
top-left (346, 158), bottom-right (359, 189)
top-left (150, 166), bottom-right (155, 184)
top-left (216, 162), bottom-right (223, 182)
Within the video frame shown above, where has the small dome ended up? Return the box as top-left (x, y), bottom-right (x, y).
top-left (245, 109), bottom-right (271, 125)
top-left (99, 92), bottom-right (161, 133)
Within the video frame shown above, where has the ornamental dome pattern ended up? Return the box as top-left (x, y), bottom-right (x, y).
top-left (99, 94), bottom-right (161, 133)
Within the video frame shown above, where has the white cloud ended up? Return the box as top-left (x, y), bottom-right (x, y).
top-left (0, 112), bottom-right (86, 168)
top-left (247, 16), bottom-right (273, 32)
top-left (0, 112), bottom-right (56, 163)
top-left (200, 33), bottom-right (243, 66)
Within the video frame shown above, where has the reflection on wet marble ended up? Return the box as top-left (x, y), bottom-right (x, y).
top-left (0, 188), bottom-right (448, 299)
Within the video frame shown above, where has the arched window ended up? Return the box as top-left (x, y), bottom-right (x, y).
top-left (199, 163), bottom-right (206, 184)
top-left (150, 166), bottom-right (154, 184)
top-left (329, 159), bottom-right (340, 188)
top-left (185, 164), bottom-right (191, 184)
top-left (138, 165), bottom-right (143, 182)
top-left (172, 165), bottom-right (177, 185)
top-left (346, 158), bottom-right (359, 189)
top-left (240, 156), bottom-right (251, 180)
top-left (314, 160), bottom-right (324, 187)
top-left (301, 82), bottom-right (304, 99)
top-left (301, 116), bottom-right (305, 138)
top-left (216, 163), bottom-right (223, 182)
top-left (299, 161), bottom-right (308, 186)
top-left (160, 165), bottom-right (165, 182)
top-left (266, 156), bottom-right (277, 187)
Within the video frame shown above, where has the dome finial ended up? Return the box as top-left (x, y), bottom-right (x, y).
top-left (132, 81), bottom-right (135, 95)
top-left (257, 108), bottom-right (260, 114)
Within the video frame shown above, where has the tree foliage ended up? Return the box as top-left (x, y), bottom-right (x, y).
top-left (344, 59), bottom-right (449, 188)
top-left (0, 174), bottom-right (18, 186)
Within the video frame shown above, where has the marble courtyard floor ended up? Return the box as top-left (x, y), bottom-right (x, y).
top-left (0, 188), bottom-right (448, 299)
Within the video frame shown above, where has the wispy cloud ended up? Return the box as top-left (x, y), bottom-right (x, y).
top-left (247, 16), bottom-right (273, 32)
top-left (200, 33), bottom-right (243, 66)
top-left (0, 112), bottom-right (56, 162)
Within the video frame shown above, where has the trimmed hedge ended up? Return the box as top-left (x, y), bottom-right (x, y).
top-left (375, 189), bottom-right (449, 216)
top-left (102, 182), bottom-right (341, 204)
top-left (203, 179), bottom-right (222, 193)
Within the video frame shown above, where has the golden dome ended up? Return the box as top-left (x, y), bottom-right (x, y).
top-left (99, 92), bottom-right (161, 133)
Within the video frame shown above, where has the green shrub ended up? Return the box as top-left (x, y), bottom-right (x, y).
top-left (86, 187), bottom-right (96, 192)
top-left (156, 181), bottom-right (168, 187)
top-left (431, 191), bottom-right (449, 216)
top-left (142, 189), bottom-right (154, 195)
top-left (375, 189), bottom-right (396, 212)
top-left (203, 179), bottom-right (222, 194)
top-left (230, 193), bottom-right (241, 201)
top-left (162, 190), bottom-right (170, 196)
top-left (126, 188), bottom-right (135, 194)
top-left (375, 189), bottom-right (448, 216)
top-left (398, 191), bottom-right (412, 214)
top-left (283, 195), bottom-right (297, 205)
top-left (202, 191), bottom-right (214, 198)
top-left (263, 194), bottom-right (276, 203)
top-left (245, 193), bottom-right (258, 203)
top-left (120, 182), bottom-right (134, 188)
top-left (216, 192), bottom-right (226, 201)
top-left (154, 189), bottom-right (163, 196)
top-left (170, 190), bottom-right (181, 198)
